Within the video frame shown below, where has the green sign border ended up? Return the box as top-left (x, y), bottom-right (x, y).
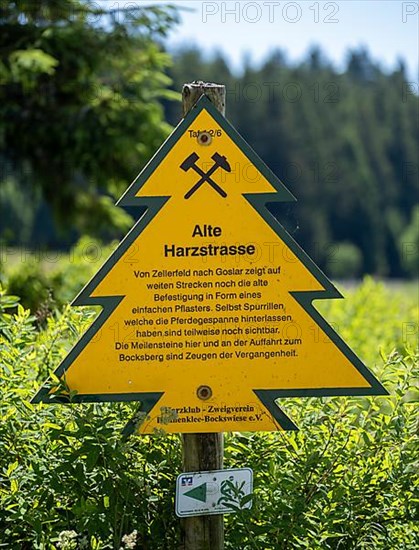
top-left (32, 95), bottom-right (387, 431)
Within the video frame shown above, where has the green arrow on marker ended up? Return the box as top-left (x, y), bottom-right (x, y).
top-left (184, 483), bottom-right (207, 503)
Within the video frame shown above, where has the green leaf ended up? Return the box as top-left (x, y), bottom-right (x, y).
top-left (240, 493), bottom-right (254, 507)
top-left (9, 49), bottom-right (58, 77)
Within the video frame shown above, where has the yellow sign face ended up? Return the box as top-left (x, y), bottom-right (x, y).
top-left (33, 96), bottom-right (386, 432)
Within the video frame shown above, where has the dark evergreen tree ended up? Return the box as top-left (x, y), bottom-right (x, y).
top-left (167, 46), bottom-right (419, 277)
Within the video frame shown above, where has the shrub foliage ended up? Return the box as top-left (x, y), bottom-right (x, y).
top-left (0, 279), bottom-right (418, 548)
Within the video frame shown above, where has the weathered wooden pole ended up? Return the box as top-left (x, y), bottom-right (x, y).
top-left (181, 81), bottom-right (225, 550)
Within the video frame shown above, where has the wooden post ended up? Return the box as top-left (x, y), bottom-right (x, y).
top-left (181, 81), bottom-right (225, 550)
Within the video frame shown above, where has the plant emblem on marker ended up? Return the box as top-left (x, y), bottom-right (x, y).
top-left (32, 95), bottom-right (387, 433)
top-left (175, 468), bottom-right (253, 517)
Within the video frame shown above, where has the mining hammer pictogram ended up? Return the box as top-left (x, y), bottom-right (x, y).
top-left (181, 152), bottom-right (231, 199)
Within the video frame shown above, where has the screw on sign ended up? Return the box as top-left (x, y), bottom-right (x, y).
top-left (197, 131), bottom-right (212, 146)
top-left (197, 385), bottom-right (213, 400)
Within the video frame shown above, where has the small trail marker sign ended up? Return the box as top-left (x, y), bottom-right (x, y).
top-left (32, 95), bottom-right (387, 432)
top-left (175, 468), bottom-right (253, 517)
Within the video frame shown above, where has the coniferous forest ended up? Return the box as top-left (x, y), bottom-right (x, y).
top-left (0, 3), bottom-right (417, 280)
top-left (164, 46), bottom-right (418, 279)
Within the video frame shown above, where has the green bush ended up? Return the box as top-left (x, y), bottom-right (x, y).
top-left (50, 237), bottom-right (117, 307)
top-left (399, 206), bottom-right (419, 278)
top-left (3, 238), bottom-right (117, 319)
top-left (5, 256), bottom-right (54, 315)
top-left (0, 280), bottom-right (418, 548)
top-left (326, 242), bottom-right (363, 279)
top-left (0, 289), bottom-right (181, 548)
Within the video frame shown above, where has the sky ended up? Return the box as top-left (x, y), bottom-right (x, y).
top-left (143, 0), bottom-right (419, 78)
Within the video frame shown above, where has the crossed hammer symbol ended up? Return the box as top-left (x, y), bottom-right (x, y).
top-left (180, 152), bottom-right (231, 199)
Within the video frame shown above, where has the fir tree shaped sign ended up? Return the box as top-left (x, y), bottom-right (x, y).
top-left (33, 96), bottom-right (386, 433)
